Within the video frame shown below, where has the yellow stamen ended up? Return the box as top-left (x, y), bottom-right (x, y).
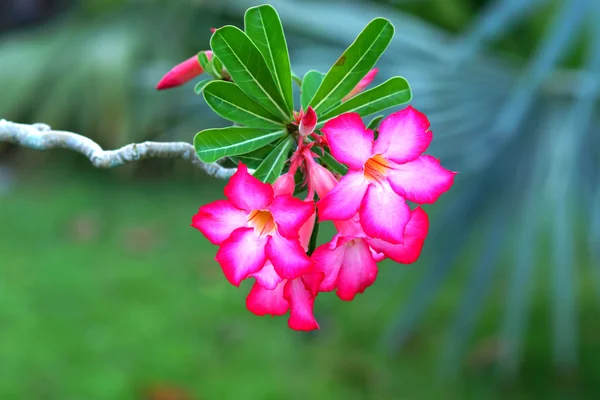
top-left (247, 210), bottom-right (277, 236)
top-left (364, 154), bottom-right (391, 183)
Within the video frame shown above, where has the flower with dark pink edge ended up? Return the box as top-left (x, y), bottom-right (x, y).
top-left (191, 164), bottom-right (314, 286)
top-left (318, 106), bottom-right (455, 245)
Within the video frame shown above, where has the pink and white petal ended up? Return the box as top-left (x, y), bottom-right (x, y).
top-left (284, 278), bottom-right (320, 331)
top-left (311, 242), bottom-right (345, 292)
top-left (248, 262), bottom-right (283, 290)
top-left (367, 207), bottom-right (429, 264)
top-left (336, 239), bottom-right (379, 301)
top-left (224, 164), bottom-right (274, 211)
top-left (388, 155), bottom-right (456, 204)
top-left (302, 271), bottom-right (325, 297)
top-left (215, 227), bottom-right (268, 286)
top-left (318, 171), bottom-right (368, 221)
top-left (360, 181), bottom-right (410, 244)
top-left (191, 200), bottom-right (247, 245)
top-left (269, 195), bottom-right (315, 239)
top-left (321, 113), bottom-right (373, 169)
top-left (298, 212), bottom-right (316, 251)
top-left (246, 280), bottom-right (289, 316)
top-left (273, 173), bottom-right (295, 196)
top-left (266, 232), bottom-right (313, 280)
top-left (373, 106), bottom-right (432, 164)
top-left (370, 247), bottom-right (386, 262)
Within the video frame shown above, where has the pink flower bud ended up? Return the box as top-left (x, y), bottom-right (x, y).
top-left (273, 173), bottom-right (295, 196)
top-left (342, 68), bottom-right (378, 101)
top-left (155, 51), bottom-right (213, 90)
top-left (303, 150), bottom-right (338, 199)
top-left (299, 106), bottom-right (317, 137)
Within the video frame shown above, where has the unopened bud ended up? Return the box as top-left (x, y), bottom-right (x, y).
top-left (156, 51), bottom-right (213, 90)
top-left (299, 106), bottom-right (317, 137)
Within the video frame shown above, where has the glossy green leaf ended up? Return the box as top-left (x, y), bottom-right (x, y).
top-left (210, 26), bottom-right (291, 122)
top-left (194, 126), bottom-right (287, 163)
top-left (319, 149), bottom-right (348, 175)
top-left (194, 79), bottom-right (212, 95)
top-left (197, 51), bottom-right (220, 78)
top-left (245, 4), bottom-right (294, 113)
top-left (291, 71), bottom-right (303, 87)
top-left (318, 77), bottom-right (411, 126)
top-left (230, 143), bottom-right (276, 169)
top-left (367, 115), bottom-right (384, 130)
top-left (253, 136), bottom-right (294, 183)
top-left (309, 18), bottom-right (394, 114)
top-left (203, 81), bottom-right (284, 128)
top-left (301, 70), bottom-right (325, 110)
top-left (212, 56), bottom-right (224, 77)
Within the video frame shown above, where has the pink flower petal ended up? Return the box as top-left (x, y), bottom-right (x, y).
top-left (311, 242), bottom-right (345, 292)
top-left (367, 207), bottom-right (429, 264)
top-left (318, 171), bottom-right (368, 221)
top-left (284, 278), bottom-right (319, 331)
top-left (191, 200), bottom-right (247, 245)
top-left (269, 195), bottom-right (315, 239)
top-left (273, 173), bottom-right (295, 196)
top-left (321, 113), bottom-right (373, 169)
top-left (215, 227), bottom-right (268, 286)
top-left (156, 52), bottom-right (212, 90)
top-left (248, 262), bottom-right (283, 290)
top-left (360, 181), bottom-right (410, 244)
top-left (373, 106), bottom-right (432, 164)
top-left (342, 68), bottom-right (378, 101)
top-left (298, 212), bottom-right (316, 251)
top-left (302, 271), bottom-right (325, 297)
top-left (336, 239), bottom-right (378, 301)
top-left (224, 164), bottom-right (274, 211)
top-left (246, 280), bottom-right (289, 316)
top-left (388, 155), bottom-right (456, 204)
top-left (266, 232), bottom-right (312, 280)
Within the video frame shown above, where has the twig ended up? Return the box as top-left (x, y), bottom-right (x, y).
top-left (0, 119), bottom-right (236, 179)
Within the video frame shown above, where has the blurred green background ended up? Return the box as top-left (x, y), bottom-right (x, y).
top-left (1, 0), bottom-right (599, 399)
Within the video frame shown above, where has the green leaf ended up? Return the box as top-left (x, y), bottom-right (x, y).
top-left (245, 4), bottom-right (294, 113)
top-left (253, 136), bottom-right (295, 183)
top-left (194, 79), bottom-right (212, 95)
top-left (301, 70), bottom-right (325, 110)
top-left (203, 81), bottom-right (284, 129)
top-left (194, 126), bottom-right (287, 163)
top-left (230, 143), bottom-right (275, 169)
top-left (291, 71), bottom-right (303, 87)
top-left (212, 56), bottom-right (224, 77)
top-left (210, 26), bottom-right (291, 122)
top-left (319, 149), bottom-right (348, 175)
top-left (318, 77), bottom-right (411, 125)
top-left (198, 51), bottom-right (221, 79)
top-left (309, 18), bottom-right (394, 114)
top-left (367, 115), bottom-right (384, 130)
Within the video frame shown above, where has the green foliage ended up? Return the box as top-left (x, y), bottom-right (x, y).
top-left (210, 25), bottom-right (291, 121)
top-left (318, 77), bottom-right (412, 126)
top-left (252, 136), bottom-right (295, 183)
top-left (301, 70), bottom-right (325, 110)
top-left (245, 4), bottom-right (294, 113)
top-left (202, 81), bottom-right (284, 128)
top-left (308, 18), bottom-right (394, 114)
top-left (194, 126), bottom-right (286, 163)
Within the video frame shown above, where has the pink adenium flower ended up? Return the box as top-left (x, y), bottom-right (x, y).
top-left (156, 51), bottom-right (213, 90)
top-left (191, 164), bottom-right (314, 286)
top-left (245, 173), bottom-right (323, 331)
top-left (342, 68), bottom-right (378, 101)
top-left (304, 155), bottom-right (429, 300)
top-left (299, 106), bottom-right (317, 137)
top-left (312, 207), bottom-right (428, 301)
top-left (318, 106), bottom-right (455, 244)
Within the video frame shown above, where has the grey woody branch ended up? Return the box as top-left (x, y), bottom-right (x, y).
top-left (0, 119), bottom-right (236, 179)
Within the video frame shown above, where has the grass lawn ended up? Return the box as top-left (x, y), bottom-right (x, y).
top-left (0, 165), bottom-right (598, 399)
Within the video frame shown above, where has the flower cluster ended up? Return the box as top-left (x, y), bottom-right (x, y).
top-left (191, 104), bottom-right (455, 330)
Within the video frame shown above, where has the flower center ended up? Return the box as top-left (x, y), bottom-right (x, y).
top-left (364, 154), bottom-right (391, 183)
top-left (247, 209), bottom-right (277, 236)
